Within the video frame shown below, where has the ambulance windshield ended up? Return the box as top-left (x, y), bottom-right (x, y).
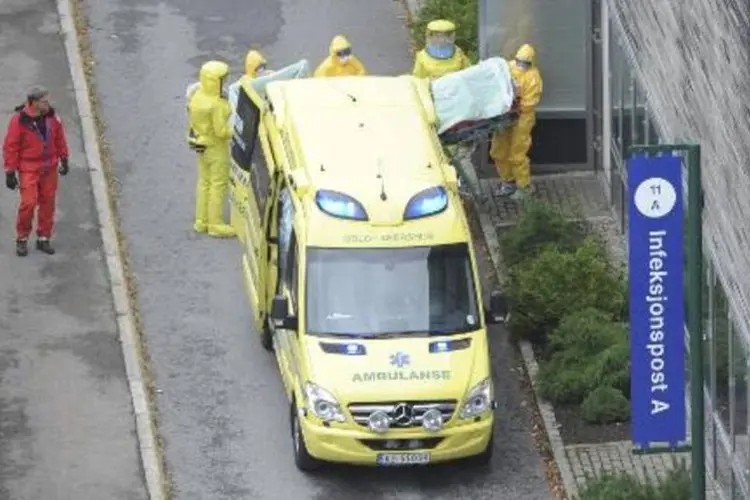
top-left (305, 243), bottom-right (480, 337)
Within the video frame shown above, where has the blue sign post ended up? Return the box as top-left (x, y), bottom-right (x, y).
top-left (628, 153), bottom-right (686, 449)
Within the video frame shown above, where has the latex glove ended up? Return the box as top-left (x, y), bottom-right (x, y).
top-left (5, 171), bottom-right (17, 190)
top-left (59, 158), bottom-right (69, 176)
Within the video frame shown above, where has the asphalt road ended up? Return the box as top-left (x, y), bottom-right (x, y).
top-left (0, 0), bottom-right (147, 498)
top-left (82, 0), bottom-right (552, 498)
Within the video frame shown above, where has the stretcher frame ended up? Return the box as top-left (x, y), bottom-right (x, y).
top-left (437, 100), bottom-right (520, 198)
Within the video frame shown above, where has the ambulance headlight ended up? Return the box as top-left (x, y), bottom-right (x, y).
top-left (304, 382), bottom-right (346, 423)
top-left (368, 410), bottom-right (391, 434)
top-left (459, 378), bottom-right (493, 419)
top-left (315, 190), bottom-right (368, 221)
top-left (403, 186), bottom-right (449, 220)
top-left (421, 408), bottom-right (444, 432)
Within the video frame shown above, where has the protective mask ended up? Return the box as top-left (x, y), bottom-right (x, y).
top-left (426, 43), bottom-right (455, 60)
top-left (338, 55), bottom-right (351, 65)
top-left (515, 60), bottom-right (532, 71)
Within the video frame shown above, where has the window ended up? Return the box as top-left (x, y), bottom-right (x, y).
top-left (286, 231), bottom-right (298, 309)
top-left (277, 187), bottom-right (294, 292)
top-left (231, 86), bottom-right (259, 171)
top-left (305, 244), bottom-right (480, 338)
top-left (231, 86), bottom-right (270, 216)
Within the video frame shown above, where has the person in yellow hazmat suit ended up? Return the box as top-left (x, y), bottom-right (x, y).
top-left (187, 60), bottom-right (236, 237)
top-left (314, 35), bottom-right (367, 77)
top-left (228, 50), bottom-right (272, 130)
top-left (490, 44), bottom-right (543, 200)
top-left (243, 50), bottom-right (271, 79)
top-left (412, 19), bottom-right (470, 79)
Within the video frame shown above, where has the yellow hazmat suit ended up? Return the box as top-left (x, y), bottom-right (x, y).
top-left (412, 19), bottom-right (470, 79)
top-left (314, 35), bottom-right (367, 77)
top-left (187, 60), bottom-right (236, 237)
top-left (244, 50), bottom-right (268, 79)
top-left (490, 44), bottom-right (543, 198)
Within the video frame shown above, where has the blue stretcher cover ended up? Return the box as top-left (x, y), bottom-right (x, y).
top-left (186, 60), bottom-right (310, 120)
top-left (226, 59), bottom-right (310, 131)
top-left (228, 58), bottom-right (310, 105)
top-left (431, 57), bottom-right (517, 143)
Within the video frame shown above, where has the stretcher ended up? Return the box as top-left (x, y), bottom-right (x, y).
top-left (227, 59), bottom-right (310, 132)
top-left (432, 56), bottom-right (518, 145)
top-left (428, 57), bottom-right (520, 196)
top-left (230, 58), bottom-right (311, 103)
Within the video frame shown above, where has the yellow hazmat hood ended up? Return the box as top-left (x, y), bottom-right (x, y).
top-left (245, 50), bottom-right (267, 78)
top-left (198, 60), bottom-right (229, 97)
top-left (329, 35), bottom-right (352, 56)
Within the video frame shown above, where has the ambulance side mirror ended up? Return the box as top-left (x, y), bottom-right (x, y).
top-left (270, 294), bottom-right (297, 330)
top-left (485, 291), bottom-right (509, 325)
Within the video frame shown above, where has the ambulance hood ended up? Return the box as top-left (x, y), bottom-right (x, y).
top-left (302, 334), bottom-right (487, 403)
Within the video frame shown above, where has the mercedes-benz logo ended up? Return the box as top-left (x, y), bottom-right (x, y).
top-left (392, 403), bottom-right (414, 426)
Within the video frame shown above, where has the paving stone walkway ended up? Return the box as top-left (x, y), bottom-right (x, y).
top-left (477, 172), bottom-right (612, 228)
top-left (566, 442), bottom-right (690, 490)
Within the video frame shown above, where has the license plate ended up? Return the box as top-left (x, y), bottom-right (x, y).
top-left (376, 453), bottom-right (431, 466)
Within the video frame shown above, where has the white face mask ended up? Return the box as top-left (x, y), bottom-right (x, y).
top-left (338, 55), bottom-right (351, 65)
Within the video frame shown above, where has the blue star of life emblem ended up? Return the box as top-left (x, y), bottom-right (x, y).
top-left (389, 351), bottom-right (411, 368)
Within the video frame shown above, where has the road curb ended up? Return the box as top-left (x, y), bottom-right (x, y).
top-left (474, 207), bottom-right (578, 500)
top-left (55, 1), bottom-right (165, 499)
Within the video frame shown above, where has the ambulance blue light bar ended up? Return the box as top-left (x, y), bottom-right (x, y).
top-left (429, 338), bottom-right (472, 353)
top-left (319, 342), bottom-right (367, 355)
top-left (315, 189), bottom-right (369, 221)
top-left (403, 186), bottom-right (449, 220)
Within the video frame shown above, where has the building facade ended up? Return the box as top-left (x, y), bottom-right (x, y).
top-left (479, 0), bottom-right (750, 497)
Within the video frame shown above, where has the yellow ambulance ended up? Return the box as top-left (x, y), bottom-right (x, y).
top-left (228, 73), bottom-right (508, 471)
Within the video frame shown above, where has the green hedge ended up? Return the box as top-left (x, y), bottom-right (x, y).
top-left (499, 201), bottom-right (588, 269)
top-left (411, 0), bottom-right (479, 62)
top-left (576, 463), bottom-right (690, 500)
top-left (505, 237), bottom-right (627, 345)
top-left (501, 201), bottom-right (631, 424)
top-left (537, 309), bottom-right (629, 410)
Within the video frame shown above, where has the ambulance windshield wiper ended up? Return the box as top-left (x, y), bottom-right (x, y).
top-left (368, 330), bottom-right (440, 338)
top-left (314, 332), bottom-right (364, 339)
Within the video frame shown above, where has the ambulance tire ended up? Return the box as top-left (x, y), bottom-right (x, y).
top-left (467, 431), bottom-right (494, 466)
top-left (290, 401), bottom-right (322, 472)
top-left (260, 316), bottom-right (273, 352)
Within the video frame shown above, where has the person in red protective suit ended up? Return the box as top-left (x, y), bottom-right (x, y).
top-left (3, 86), bottom-right (70, 256)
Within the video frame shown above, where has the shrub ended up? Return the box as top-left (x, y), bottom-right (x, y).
top-left (537, 309), bottom-right (629, 406)
top-left (537, 366), bottom-right (591, 406)
top-left (580, 386), bottom-right (630, 424)
top-left (576, 473), bottom-right (653, 500)
top-left (584, 341), bottom-right (630, 396)
top-left (505, 238), bottom-right (628, 344)
top-left (576, 463), bottom-right (690, 500)
top-left (500, 200), bottom-right (588, 268)
top-left (545, 308), bottom-right (626, 359)
top-left (654, 464), bottom-right (691, 500)
top-left (411, 0), bottom-right (479, 62)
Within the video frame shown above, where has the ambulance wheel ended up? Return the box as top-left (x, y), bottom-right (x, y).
top-left (467, 432), bottom-right (494, 466)
top-left (291, 402), bottom-right (322, 472)
top-left (260, 316), bottom-right (273, 352)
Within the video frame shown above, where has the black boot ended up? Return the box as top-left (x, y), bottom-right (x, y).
top-left (16, 239), bottom-right (28, 257)
top-left (36, 239), bottom-right (55, 255)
